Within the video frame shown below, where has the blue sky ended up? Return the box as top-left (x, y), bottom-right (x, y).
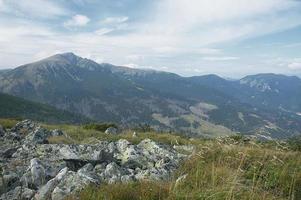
top-left (1, 0), bottom-right (301, 78)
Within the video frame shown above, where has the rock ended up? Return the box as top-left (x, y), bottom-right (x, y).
top-left (35, 167), bottom-right (68, 200)
top-left (51, 170), bottom-right (92, 200)
top-left (30, 158), bottom-right (46, 188)
top-left (0, 186), bottom-right (35, 200)
top-left (105, 127), bottom-right (118, 134)
top-left (77, 163), bottom-right (99, 184)
top-left (24, 127), bottom-right (51, 144)
top-left (132, 131), bottom-right (137, 137)
top-left (5, 132), bottom-right (21, 141)
top-left (104, 162), bottom-right (122, 178)
top-left (10, 119), bottom-right (37, 135)
top-left (1, 147), bottom-right (18, 159)
top-left (1, 172), bottom-right (19, 192)
top-left (0, 120), bottom-right (187, 200)
top-left (51, 129), bottom-right (64, 137)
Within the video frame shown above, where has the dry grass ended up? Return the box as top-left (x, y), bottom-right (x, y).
top-left (0, 118), bottom-right (20, 129)
top-left (66, 181), bottom-right (171, 200)
top-left (42, 123), bottom-right (194, 145)
top-left (69, 138), bottom-right (301, 200)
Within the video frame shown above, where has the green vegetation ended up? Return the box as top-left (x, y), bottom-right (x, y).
top-left (83, 123), bottom-right (118, 132)
top-left (287, 135), bottom-right (301, 151)
top-left (66, 181), bottom-right (170, 200)
top-left (45, 123), bottom-right (191, 145)
top-left (0, 118), bottom-right (20, 129)
top-left (0, 93), bottom-right (89, 124)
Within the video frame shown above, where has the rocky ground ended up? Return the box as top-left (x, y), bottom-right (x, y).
top-left (0, 120), bottom-right (187, 200)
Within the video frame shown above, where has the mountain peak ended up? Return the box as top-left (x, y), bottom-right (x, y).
top-left (49, 52), bottom-right (81, 64)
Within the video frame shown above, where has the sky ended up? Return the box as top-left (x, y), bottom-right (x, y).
top-left (1, 0), bottom-right (301, 78)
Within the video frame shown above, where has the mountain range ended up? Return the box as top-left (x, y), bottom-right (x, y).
top-left (0, 52), bottom-right (300, 138)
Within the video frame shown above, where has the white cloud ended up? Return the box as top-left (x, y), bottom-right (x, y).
top-left (101, 16), bottom-right (128, 25)
top-left (1, 0), bottom-right (301, 77)
top-left (126, 54), bottom-right (144, 62)
top-left (123, 63), bottom-right (140, 68)
top-left (64, 15), bottom-right (90, 27)
top-left (288, 62), bottom-right (301, 70)
top-left (94, 28), bottom-right (114, 35)
top-left (196, 48), bottom-right (222, 55)
top-left (0, 0), bottom-right (67, 18)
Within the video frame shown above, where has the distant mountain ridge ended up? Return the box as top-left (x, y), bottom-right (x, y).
top-left (0, 52), bottom-right (300, 138)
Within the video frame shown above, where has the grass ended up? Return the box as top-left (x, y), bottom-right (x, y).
top-left (43, 123), bottom-right (194, 145)
top-left (0, 118), bottom-right (21, 129)
top-left (66, 181), bottom-right (171, 200)
top-left (67, 138), bottom-right (301, 200)
top-left (1, 118), bottom-right (301, 199)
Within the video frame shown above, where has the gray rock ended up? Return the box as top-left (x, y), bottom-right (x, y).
top-left (77, 163), bottom-right (100, 184)
top-left (1, 147), bottom-right (18, 159)
top-left (24, 127), bottom-right (51, 144)
top-left (10, 120), bottom-right (37, 135)
top-left (30, 158), bottom-right (46, 188)
top-left (51, 170), bottom-right (91, 200)
top-left (0, 121), bottom-right (187, 200)
top-left (105, 127), bottom-right (118, 134)
top-left (0, 186), bottom-right (35, 200)
top-left (1, 172), bottom-right (20, 192)
top-left (35, 167), bottom-right (68, 200)
top-left (51, 129), bottom-right (64, 137)
top-left (104, 162), bottom-right (122, 178)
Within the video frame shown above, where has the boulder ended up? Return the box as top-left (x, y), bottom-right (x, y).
top-left (51, 170), bottom-right (92, 200)
top-left (35, 167), bottom-right (68, 200)
top-left (30, 158), bottom-right (46, 188)
top-left (105, 127), bottom-right (118, 134)
top-left (24, 127), bottom-right (52, 144)
top-left (10, 120), bottom-right (37, 135)
top-left (0, 186), bottom-right (35, 200)
top-left (1, 147), bottom-right (18, 159)
top-left (51, 129), bottom-right (64, 137)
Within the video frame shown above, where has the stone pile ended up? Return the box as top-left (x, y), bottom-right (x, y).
top-left (0, 120), bottom-right (186, 200)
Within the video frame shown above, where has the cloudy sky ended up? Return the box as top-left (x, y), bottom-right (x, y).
top-left (1, 0), bottom-right (301, 78)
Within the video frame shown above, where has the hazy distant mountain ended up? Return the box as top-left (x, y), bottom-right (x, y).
top-left (0, 69), bottom-right (11, 75)
top-left (0, 53), bottom-right (300, 138)
top-left (0, 92), bottom-right (89, 124)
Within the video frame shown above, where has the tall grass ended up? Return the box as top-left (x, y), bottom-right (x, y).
top-left (68, 138), bottom-right (301, 200)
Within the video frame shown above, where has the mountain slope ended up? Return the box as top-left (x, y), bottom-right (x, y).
top-left (0, 53), bottom-right (300, 138)
top-left (238, 74), bottom-right (301, 112)
top-left (0, 92), bottom-right (89, 124)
